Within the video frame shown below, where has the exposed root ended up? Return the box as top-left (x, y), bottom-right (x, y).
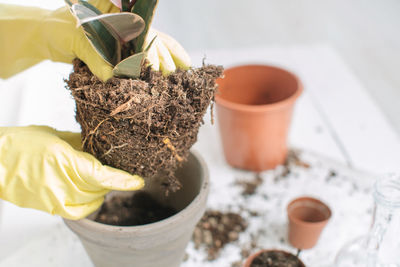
top-left (163, 138), bottom-right (183, 162)
top-left (66, 59), bottom-right (223, 191)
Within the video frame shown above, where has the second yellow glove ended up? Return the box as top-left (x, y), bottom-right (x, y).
top-left (0, 1), bottom-right (118, 81)
top-left (0, 126), bottom-right (144, 220)
top-left (0, 2), bottom-right (192, 82)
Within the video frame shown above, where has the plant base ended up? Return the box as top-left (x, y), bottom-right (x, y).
top-left (66, 60), bottom-right (222, 192)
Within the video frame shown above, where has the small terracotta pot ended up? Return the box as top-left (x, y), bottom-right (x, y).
top-left (215, 65), bottom-right (303, 171)
top-left (244, 249), bottom-right (306, 267)
top-left (64, 151), bottom-right (209, 267)
top-left (287, 196), bottom-right (332, 250)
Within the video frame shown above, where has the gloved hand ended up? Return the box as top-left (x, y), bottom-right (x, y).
top-left (0, 1), bottom-right (118, 81)
top-left (0, 1), bottom-right (191, 81)
top-left (145, 28), bottom-right (192, 75)
top-left (0, 126), bottom-right (144, 220)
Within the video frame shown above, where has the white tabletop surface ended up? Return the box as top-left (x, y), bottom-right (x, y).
top-left (0, 44), bottom-right (400, 266)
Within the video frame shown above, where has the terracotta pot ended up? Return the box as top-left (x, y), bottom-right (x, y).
top-left (244, 249), bottom-right (305, 267)
top-left (215, 64), bottom-right (303, 171)
top-left (64, 151), bottom-right (209, 267)
top-left (287, 196), bottom-right (332, 250)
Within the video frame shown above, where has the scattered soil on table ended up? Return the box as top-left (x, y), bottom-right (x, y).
top-left (235, 173), bottom-right (263, 196)
top-left (250, 251), bottom-right (304, 267)
top-left (288, 150), bottom-right (310, 169)
top-left (325, 169), bottom-right (337, 182)
top-left (235, 151), bottom-right (310, 195)
top-left (66, 60), bottom-right (223, 192)
top-left (94, 191), bottom-right (177, 226)
top-left (193, 210), bottom-right (248, 260)
top-left (275, 150), bottom-right (310, 182)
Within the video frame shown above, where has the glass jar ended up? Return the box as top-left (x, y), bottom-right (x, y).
top-left (335, 174), bottom-right (400, 267)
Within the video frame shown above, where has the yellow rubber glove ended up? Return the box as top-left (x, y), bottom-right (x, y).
top-left (145, 29), bottom-right (192, 75)
top-left (0, 1), bottom-right (119, 81)
top-left (0, 126), bottom-right (144, 220)
top-left (0, 2), bottom-right (191, 81)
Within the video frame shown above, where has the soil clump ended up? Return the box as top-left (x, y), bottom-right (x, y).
top-left (250, 250), bottom-right (304, 267)
top-left (275, 150), bottom-right (310, 182)
top-left (192, 210), bottom-right (248, 260)
top-left (66, 60), bottom-right (223, 192)
top-left (235, 173), bottom-right (263, 196)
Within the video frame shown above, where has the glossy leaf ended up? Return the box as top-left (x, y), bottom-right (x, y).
top-left (77, 0), bottom-right (103, 14)
top-left (121, 0), bottom-right (130, 11)
top-left (108, 0), bottom-right (135, 11)
top-left (144, 35), bottom-right (157, 52)
top-left (65, 0), bottom-right (74, 6)
top-left (131, 0), bottom-right (158, 53)
top-left (113, 36), bottom-right (155, 78)
top-left (78, 12), bottom-right (145, 43)
top-left (70, 3), bottom-right (120, 65)
top-left (113, 52), bottom-right (146, 78)
top-left (76, 0), bottom-right (143, 44)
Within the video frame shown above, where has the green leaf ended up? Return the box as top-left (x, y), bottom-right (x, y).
top-left (64, 0), bottom-right (74, 7)
top-left (144, 35), bottom-right (157, 52)
top-left (70, 3), bottom-right (120, 65)
top-left (77, 0), bottom-right (103, 14)
top-left (79, 12), bottom-right (145, 43)
top-left (65, 0), bottom-right (99, 11)
top-left (113, 52), bottom-right (146, 78)
top-left (121, 0), bottom-right (130, 11)
top-left (131, 0), bottom-right (159, 53)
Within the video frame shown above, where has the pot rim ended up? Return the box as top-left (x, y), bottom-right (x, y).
top-left (244, 249), bottom-right (306, 267)
top-left (287, 196), bottom-right (332, 227)
top-left (64, 150), bottom-right (209, 236)
top-left (215, 64), bottom-right (303, 113)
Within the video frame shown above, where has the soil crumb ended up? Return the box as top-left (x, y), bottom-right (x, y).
top-left (250, 251), bottom-right (304, 267)
top-left (235, 173), bottom-right (263, 196)
top-left (66, 60), bottom-right (223, 192)
top-left (95, 191), bottom-right (177, 226)
top-left (275, 150), bottom-right (310, 182)
top-left (288, 150), bottom-right (310, 169)
top-left (193, 210), bottom-right (248, 260)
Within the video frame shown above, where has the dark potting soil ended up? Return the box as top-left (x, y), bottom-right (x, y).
top-left (66, 60), bottom-right (223, 192)
top-left (94, 191), bottom-right (177, 226)
top-left (193, 210), bottom-right (248, 260)
top-left (250, 251), bottom-right (304, 267)
top-left (275, 150), bottom-right (311, 182)
top-left (235, 173), bottom-right (263, 196)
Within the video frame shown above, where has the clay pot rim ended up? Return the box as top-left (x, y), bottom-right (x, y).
top-left (287, 196), bottom-right (332, 227)
top-left (64, 150), bottom-right (209, 236)
top-left (215, 64), bottom-right (303, 113)
top-left (243, 249), bottom-right (306, 267)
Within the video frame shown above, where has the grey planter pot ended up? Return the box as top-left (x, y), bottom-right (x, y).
top-left (64, 151), bottom-right (209, 267)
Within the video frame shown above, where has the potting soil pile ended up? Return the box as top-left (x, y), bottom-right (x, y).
top-left (66, 60), bottom-right (223, 191)
top-left (193, 210), bottom-right (248, 260)
top-left (94, 191), bottom-right (177, 226)
top-left (249, 251), bottom-right (303, 267)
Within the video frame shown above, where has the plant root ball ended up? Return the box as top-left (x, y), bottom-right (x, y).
top-left (66, 60), bottom-right (223, 192)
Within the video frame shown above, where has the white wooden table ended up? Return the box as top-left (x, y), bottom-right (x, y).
top-left (0, 45), bottom-right (399, 266)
